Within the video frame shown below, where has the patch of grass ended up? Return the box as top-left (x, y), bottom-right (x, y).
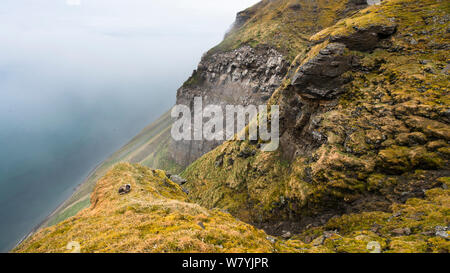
top-left (47, 197), bottom-right (91, 227)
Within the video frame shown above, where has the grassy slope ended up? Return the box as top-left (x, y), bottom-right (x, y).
top-left (41, 110), bottom-right (182, 228)
top-left (278, 177), bottom-right (450, 253)
top-left (15, 163), bottom-right (273, 253)
top-left (15, 164), bottom-right (450, 253)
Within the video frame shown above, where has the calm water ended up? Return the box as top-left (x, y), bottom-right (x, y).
top-left (0, 0), bottom-right (258, 252)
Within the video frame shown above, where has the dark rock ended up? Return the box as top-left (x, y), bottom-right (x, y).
top-left (304, 167), bottom-right (313, 184)
top-left (215, 156), bottom-right (224, 167)
top-left (281, 231), bottom-right (292, 239)
top-left (170, 175), bottom-right (187, 185)
top-left (290, 43), bottom-right (357, 99)
top-left (266, 236), bottom-right (276, 243)
top-left (330, 24), bottom-right (397, 51)
top-left (442, 63), bottom-right (450, 75)
top-left (227, 157), bottom-right (235, 166)
top-left (424, 67), bottom-right (435, 74)
top-left (237, 148), bottom-right (256, 158)
top-left (391, 227), bottom-right (411, 236)
top-left (118, 184), bottom-right (131, 195)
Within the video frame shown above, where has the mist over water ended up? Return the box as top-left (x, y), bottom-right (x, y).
top-left (0, 0), bottom-right (258, 252)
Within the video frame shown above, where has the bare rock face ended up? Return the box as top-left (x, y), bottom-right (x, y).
top-left (169, 45), bottom-right (289, 167)
top-left (290, 43), bottom-right (359, 100)
top-left (367, 0), bottom-right (382, 5)
top-left (177, 45), bottom-right (287, 106)
top-left (279, 42), bottom-right (360, 160)
top-left (330, 25), bottom-right (397, 51)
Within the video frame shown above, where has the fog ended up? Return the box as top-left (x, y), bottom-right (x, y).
top-left (0, 0), bottom-right (259, 252)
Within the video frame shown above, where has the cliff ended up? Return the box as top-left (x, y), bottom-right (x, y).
top-left (182, 0), bottom-right (450, 245)
top-left (169, 0), bottom-right (372, 167)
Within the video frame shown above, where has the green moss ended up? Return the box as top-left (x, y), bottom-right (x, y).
top-left (182, 70), bottom-right (203, 88)
top-left (377, 146), bottom-right (444, 173)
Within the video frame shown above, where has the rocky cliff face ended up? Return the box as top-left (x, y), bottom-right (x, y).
top-left (169, 0), bottom-right (373, 168)
top-left (169, 45), bottom-right (288, 167)
top-left (182, 0), bottom-right (450, 251)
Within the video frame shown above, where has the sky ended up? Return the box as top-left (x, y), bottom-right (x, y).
top-left (0, 0), bottom-right (259, 252)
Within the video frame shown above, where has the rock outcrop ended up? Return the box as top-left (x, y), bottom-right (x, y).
top-left (168, 0), bottom-right (374, 168)
top-left (169, 45), bottom-right (288, 167)
top-left (290, 42), bottom-right (358, 99)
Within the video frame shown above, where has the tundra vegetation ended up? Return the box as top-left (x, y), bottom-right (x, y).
top-left (16, 0), bottom-right (449, 253)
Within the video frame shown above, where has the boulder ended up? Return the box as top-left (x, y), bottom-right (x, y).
top-left (169, 175), bottom-right (187, 186)
top-left (290, 43), bottom-right (357, 99)
top-left (118, 184), bottom-right (131, 195)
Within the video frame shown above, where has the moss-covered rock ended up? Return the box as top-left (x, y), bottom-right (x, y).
top-left (183, 0), bottom-right (450, 249)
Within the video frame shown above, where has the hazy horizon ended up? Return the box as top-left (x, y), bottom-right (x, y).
top-left (0, 0), bottom-right (258, 252)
